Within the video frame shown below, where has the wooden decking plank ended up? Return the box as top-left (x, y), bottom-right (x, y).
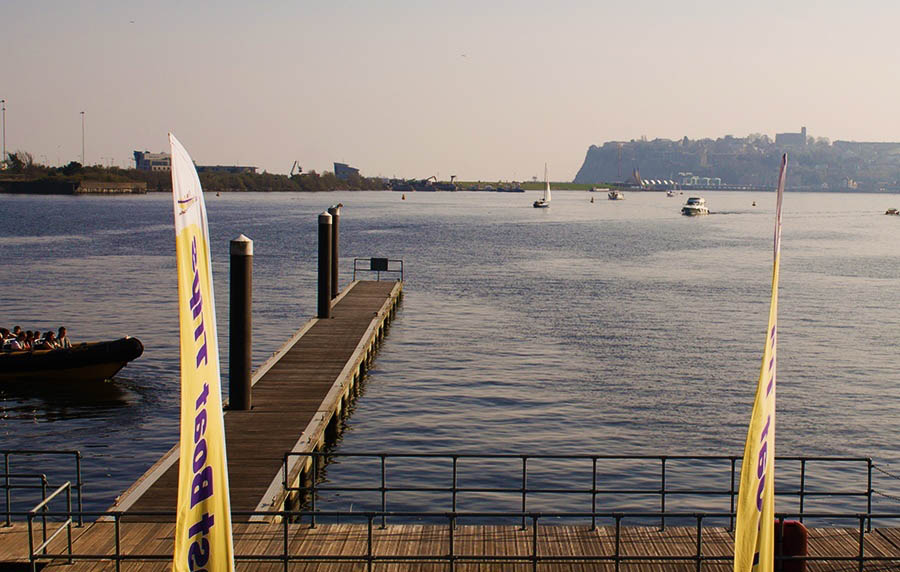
top-left (26, 523), bottom-right (900, 570)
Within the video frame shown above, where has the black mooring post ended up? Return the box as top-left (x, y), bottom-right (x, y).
top-left (327, 203), bottom-right (342, 299)
top-left (318, 212), bottom-right (333, 318)
top-left (229, 234), bottom-right (253, 410)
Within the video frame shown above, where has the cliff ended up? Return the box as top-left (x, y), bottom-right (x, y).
top-left (574, 136), bottom-right (900, 191)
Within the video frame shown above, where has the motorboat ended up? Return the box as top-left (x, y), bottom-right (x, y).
top-left (533, 164), bottom-right (551, 208)
top-left (608, 190), bottom-right (625, 200)
top-left (666, 190), bottom-right (677, 197)
top-left (886, 208), bottom-right (899, 215)
top-left (590, 187), bottom-right (609, 193)
top-left (681, 196), bottom-right (710, 216)
top-left (0, 337), bottom-right (144, 383)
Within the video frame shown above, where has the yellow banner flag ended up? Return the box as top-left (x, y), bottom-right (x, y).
top-left (170, 133), bottom-right (235, 572)
top-left (734, 154), bottom-right (786, 572)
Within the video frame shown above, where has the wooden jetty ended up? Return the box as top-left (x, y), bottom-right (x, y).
top-left (6, 520), bottom-right (900, 570)
top-left (114, 279), bottom-right (402, 518)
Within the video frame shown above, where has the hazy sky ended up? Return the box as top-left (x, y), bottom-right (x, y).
top-left (3, 1), bottom-right (899, 180)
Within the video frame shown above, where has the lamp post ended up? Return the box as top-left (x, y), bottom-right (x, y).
top-left (80, 111), bottom-right (85, 165)
top-left (1, 99), bottom-right (6, 162)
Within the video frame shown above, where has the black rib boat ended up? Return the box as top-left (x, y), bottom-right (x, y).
top-left (0, 337), bottom-right (144, 383)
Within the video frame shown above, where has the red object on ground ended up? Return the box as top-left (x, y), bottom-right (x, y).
top-left (774, 519), bottom-right (808, 572)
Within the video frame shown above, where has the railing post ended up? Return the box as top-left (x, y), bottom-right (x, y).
top-left (4, 453), bottom-right (9, 527)
top-left (115, 513), bottom-right (121, 572)
top-left (311, 455), bottom-right (318, 529)
top-left (229, 234), bottom-right (253, 411)
top-left (858, 514), bottom-right (865, 572)
top-left (614, 514), bottom-right (622, 572)
top-left (380, 455), bottom-right (387, 529)
top-left (799, 459), bottom-right (806, 525)
top-left (531, 514), bottom-right (539, 572)
top-left (27, 513), bottom-right (34, 571)
top-left (283, 509), bottom-right (289, 572)
top-left (75, 452), bottom-right (83, 527)
top-left (695, 514), bottom-right (702, 572)
top-left (521, 456), bottom-right (528, 530)
top-left (660, 457), bottom-right (667, 530)
top-left (730, 457), bottom-right (737, 532)
top-left (448, 513), bottom-right (455, 572)
top-left (327, 204), bottom-right (341, 299)
top-left (591, 457), bottom-right (598, 531)
top-left (367, 514), bottom-right (374, 572)
top-left (317, 211), bottom-right (332, 319)
top-left (867, 458), bottom-right (873, 532)
top-left (40, 478), bottom-right (47, 553)
top-left (451, 456), bottom-right (458, 527)
top-left (66, 486), bottom-right (72, 564)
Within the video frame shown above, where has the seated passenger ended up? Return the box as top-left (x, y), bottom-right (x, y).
top-left (58, 327), bottom-right (72, 349)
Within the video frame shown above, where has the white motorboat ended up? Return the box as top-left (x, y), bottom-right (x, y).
top-left (681, 196), bottom-right (709, 216)
top-left (534, 164), bottom-right (551, 208)
top-left (608, 190), bottom-right (625, 200)
top-left (590, 186), bottom-right (609, 193)
top-left (666, 190), bottom-right (677, 197)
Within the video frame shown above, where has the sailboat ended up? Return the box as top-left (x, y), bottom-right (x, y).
top-left (533, 164), bottom-right (551, 208)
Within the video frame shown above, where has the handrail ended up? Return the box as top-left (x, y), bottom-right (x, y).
top-left (23, 507), bottom-right (900, 570)
top-left (352, 257), bottom-right (403, 281)
top-left (283, 452), bottom-right (873, 531)
top-left (27, 481), bottom-right (73, 566)
top-left (3, 449), bottom-right (83, 526)
top-left (2, 473), bottom-right (48, 527)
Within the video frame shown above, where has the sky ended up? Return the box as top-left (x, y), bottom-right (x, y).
top-left (3, 0), bottom-right (900, 180)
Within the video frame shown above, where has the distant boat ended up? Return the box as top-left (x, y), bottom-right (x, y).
top-left (590, 187), bottom-right (609, 193)
top-left (886, 208), bottom-right (899, 215)
top-left (608, 190), bottom-right (625, 200)
top-left (533, 164), bottom-right (551, 208)
top-left (681, 196), bottom-right (710, 216)
top-left (666, 190), bottom-right (677, 197)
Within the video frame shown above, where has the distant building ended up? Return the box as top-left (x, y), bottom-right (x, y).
top-left (133, 151), bottom-right (256, 174)
top-left (775, 126), bottom-right (807, 147)
top-left (195, 165), bottom-right (257, 174)
top-left (134, 150), bottom-right (171, 172)
top-left (334, 162), bottom-right (360, 180)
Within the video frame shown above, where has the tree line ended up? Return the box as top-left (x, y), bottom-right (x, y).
top-left (0, 152), bottom-right (386, 192)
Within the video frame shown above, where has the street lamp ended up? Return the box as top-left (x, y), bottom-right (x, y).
top-left (80, 111), bottom-right (85, 165)
top-left (1, 99), bottom-right (6, 162)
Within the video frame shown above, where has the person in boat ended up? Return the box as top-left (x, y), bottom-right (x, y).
top-left (36, 331), bottom-right (58, 350)
top-left (8, 332), bottom-right (25, 351)
top-left (57, 326), bottom-right (72, 349)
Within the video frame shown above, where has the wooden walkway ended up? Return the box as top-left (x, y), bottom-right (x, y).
top-left (113, 279), bottom-right (403, 518)
top-left (7, 522), bottom-right (900, 570)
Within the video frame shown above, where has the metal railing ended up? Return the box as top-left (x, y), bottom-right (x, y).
top-left (283, 452), bottom-right (873, 530)
top-left (27, 481), bottom-right (73, 568)
top-left (25, 507), bottom-right (900, 572)
top-left (2, 473), bottom-right (48, 527)
top-left (353, 257), bottom-right (403, 281)
top-left (3, 449), bottom-right (83, 526)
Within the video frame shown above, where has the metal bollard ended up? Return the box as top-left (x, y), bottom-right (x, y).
top-left (327, 204), bottom-right (342, 299)
top-left (229, 234), bottom-right (253, 410)
top-left (318, 212), bottom-right (332, 318)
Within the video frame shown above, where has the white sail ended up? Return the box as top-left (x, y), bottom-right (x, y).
top-left (544, 163), bottom-right (551, 203)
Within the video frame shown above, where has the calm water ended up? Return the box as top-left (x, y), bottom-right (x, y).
top-left (2, 190), bottom-right (899, 519)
